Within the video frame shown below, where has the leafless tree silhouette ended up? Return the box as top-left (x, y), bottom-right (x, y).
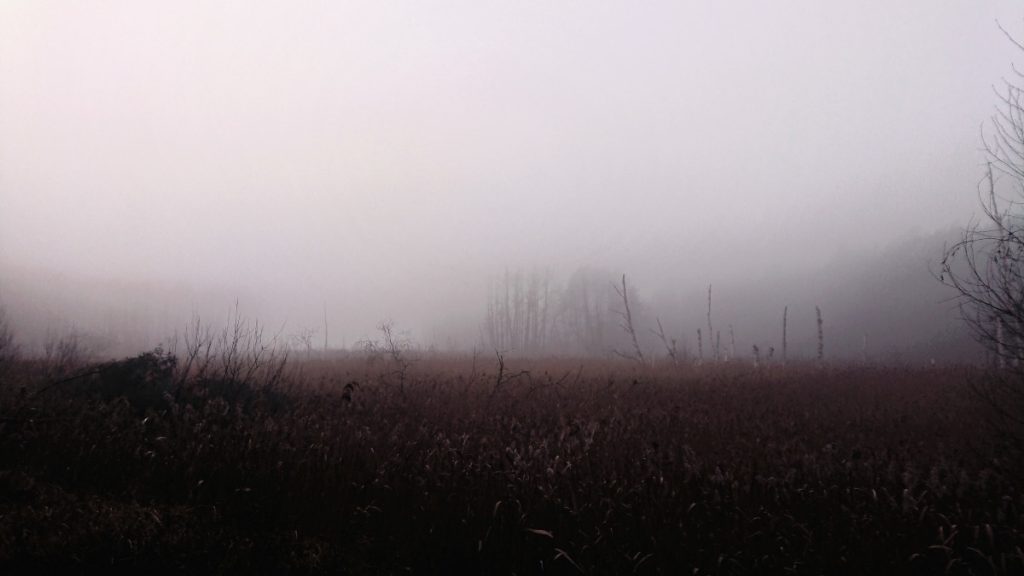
top-left (0, 306), bottom-right (18, 377)
top-left (940, 25), bottom-right (1024, 448)
top-left (613, 274), bottom-right (645, 365)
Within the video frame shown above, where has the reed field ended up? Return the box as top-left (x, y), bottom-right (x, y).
top-left (0, 344), bottom-right (1021, 574)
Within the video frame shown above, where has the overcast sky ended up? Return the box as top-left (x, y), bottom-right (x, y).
top-left (1, 1), bottom-right (1022, 344)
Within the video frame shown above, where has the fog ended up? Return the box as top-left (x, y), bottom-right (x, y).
top-left (0, 1), bottom-right (1019, 360)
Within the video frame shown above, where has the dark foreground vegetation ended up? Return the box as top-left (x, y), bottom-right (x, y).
top-left (0, 345), bottom-right (1021, 575)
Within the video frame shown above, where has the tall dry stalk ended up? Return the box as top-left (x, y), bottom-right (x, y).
top-left (782, 306), bottom-right (788, 366)
top-left (707, 284), bottom-right (715, 361)
top-left (816, 306), bottom-right (824, 364)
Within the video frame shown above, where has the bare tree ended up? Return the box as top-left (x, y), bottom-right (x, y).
top-left (292, 327), bottom-right (318, 360)
top-left (491, 351), bottom-right (530, 399)
top-left (485, 268), bottom-right (553, 354)
top-left (940, 26), bottom-right (1024, 447)
top-left (0, 306), bottom-right (18, 377)
top-left (651, 318), bottom-right (679, 367)
top-left (171, 310), bottom-right (288, 392)
top-left (379, 321), bottom-right (413, 392)
top-left (613, 274), bottom-right (645, 365)
top-left (42, 327), bottom-right (89, 380)
top-left (557, 267), bottom-right (615, 355)
top-left (359, 320), bottom-right (415, 392)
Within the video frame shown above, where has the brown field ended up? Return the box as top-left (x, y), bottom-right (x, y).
top-left (0, 349), bottom-right (1021, 574)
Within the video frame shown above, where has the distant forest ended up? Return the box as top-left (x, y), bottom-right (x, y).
top-left (0, 228), bottom-right (978, 364)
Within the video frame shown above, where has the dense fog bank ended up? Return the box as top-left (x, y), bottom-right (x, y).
top-left (0, 228), bottom-right (978, 364)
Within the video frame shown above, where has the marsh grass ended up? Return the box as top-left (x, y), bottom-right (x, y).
top-left (0, 351), bottom-right (1020, 574)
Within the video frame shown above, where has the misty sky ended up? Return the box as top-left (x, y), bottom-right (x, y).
top-left (1, 1), bottom-right (1022, 345)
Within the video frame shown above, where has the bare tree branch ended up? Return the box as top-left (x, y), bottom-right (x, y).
top-left (612, 274), bottom-right (645, 365)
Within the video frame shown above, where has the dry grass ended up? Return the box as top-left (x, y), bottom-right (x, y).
top-left (0, 351), bottom-right (1020, 574)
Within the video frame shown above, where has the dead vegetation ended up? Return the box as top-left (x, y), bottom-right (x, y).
top-left (0, 330), bottom-right (1021, 574)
